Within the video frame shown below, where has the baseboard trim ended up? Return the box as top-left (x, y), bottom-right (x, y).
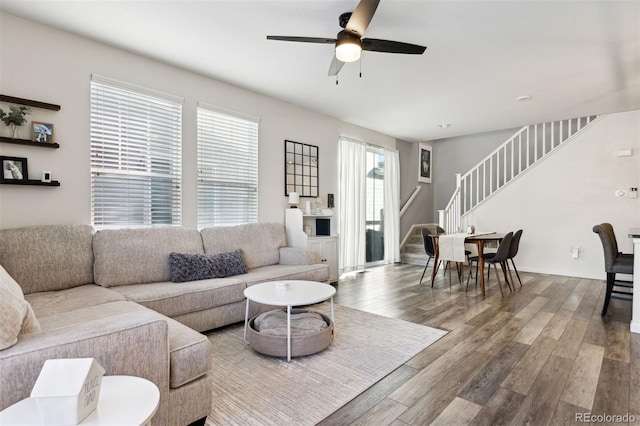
top-left (516, 266), bottom-right (603, 281)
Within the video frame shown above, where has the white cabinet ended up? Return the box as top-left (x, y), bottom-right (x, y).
top-left (308, 236), bottom-right (338, 282)
top-left (285, 208), bottom-right (339, 282)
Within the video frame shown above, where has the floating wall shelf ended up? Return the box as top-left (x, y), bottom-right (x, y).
top-left (0, 179), bottom-right (60, 187)
top-left (0, 137), bottom-right (60, 149)
top-left (0, 95), bottom-right (61, 111)
top-left (0, 95), bottom-right (62, 187)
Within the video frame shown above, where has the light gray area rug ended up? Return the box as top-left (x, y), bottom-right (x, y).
top-left (205, 303), bottom-right (447, 426)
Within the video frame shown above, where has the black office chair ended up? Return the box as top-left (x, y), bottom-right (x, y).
top-left (592, 223), bottom-right (633, 316)
top-left (484, 232), bottom-right (514, 297)
top-left (505, 229), bottom-right (523, 287)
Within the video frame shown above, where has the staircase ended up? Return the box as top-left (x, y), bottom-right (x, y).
top-left (400, 223), bottom-right (440, 265)
top-left (439, 114), bottom-right (603, 232)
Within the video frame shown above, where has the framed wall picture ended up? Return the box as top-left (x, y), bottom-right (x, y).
top-left (1, 156), bottom-right (28, 182)
top-left (418, 143), bottom-right (432, 183)
top-left (32, 122), bottom-right (54, 144)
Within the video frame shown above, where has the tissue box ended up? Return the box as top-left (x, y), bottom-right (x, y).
top-left (31, 358), bottom-right (106, 425)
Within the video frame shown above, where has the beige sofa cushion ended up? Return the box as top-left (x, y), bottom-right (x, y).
top-left (241, 264), bottom-right (329, 286)
top-left (201, 223), bottom-right (286, 269)
top-left (111, 277), bottom-right (246, 318)
top-left (0, 225), bottom-right (95, 294)
top-left (25, 285), bottom-right (126, 318)
top-left (93, 227), bottom-right (204, 287)
top-left (0, 265), bottom-right (40, 350)
top-left (37, 301), bottom-right (210, 389)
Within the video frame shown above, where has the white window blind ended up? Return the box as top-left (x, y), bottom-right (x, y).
top-left (197, 104), bottom-right (259, 228)
top-left (90, 75), bottom-right (183, 228)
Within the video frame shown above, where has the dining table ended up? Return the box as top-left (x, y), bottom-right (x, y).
top-left (430, 232), bottom-right (506, 298)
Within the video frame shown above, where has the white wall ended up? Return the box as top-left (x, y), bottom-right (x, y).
top-left (464, 110), bottom-right (640, 279)
top-left (0, 13), bottom-right (395, 229)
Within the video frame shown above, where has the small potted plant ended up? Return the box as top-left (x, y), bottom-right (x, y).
top-left (0, 105), bottom-right (31, 138)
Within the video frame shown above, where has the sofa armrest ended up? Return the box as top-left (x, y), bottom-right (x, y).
top-left (279, 247), bottom-right (319, 265)
top-left (0, 311), bottom-right (170, 426)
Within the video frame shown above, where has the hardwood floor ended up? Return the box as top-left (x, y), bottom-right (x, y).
top-left (318, 263), bottom-right (637, 426)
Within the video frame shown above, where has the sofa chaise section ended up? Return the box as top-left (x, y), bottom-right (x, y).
top-left (0, 310), bottom-right (171, 424)
top-left (0, 224), bottom-right (211, 426)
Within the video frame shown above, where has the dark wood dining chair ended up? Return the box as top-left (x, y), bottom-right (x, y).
top-left (592, 223), bottom-right (633, 316)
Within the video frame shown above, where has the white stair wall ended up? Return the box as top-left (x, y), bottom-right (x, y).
top-left (463, 110), bottom-right (639, 279)
top-left (439, 115), bottom-right (603, 233)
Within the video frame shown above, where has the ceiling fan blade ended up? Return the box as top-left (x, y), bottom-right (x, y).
top-left (328, 55), bottom-right (345, 76)
top-left (267, 36), bottom-right (336, 44)
top-left (345, 0), bottom-right (380, 37)
top-left (362, 38), bottom-right (427, 54)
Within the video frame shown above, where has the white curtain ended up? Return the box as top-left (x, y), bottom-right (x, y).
top-left (338, 137), bottom-right (367, 273)
top-left (383, 148), bottom-right (401, 264)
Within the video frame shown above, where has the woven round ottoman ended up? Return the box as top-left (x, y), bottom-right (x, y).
top-left (247, 309), bottom-right (334, 358)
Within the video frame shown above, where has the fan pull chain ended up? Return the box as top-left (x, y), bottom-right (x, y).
top-left (360, 56), bottom-right (362, 78)
top-left (336, 75), bottom-right (339, 85)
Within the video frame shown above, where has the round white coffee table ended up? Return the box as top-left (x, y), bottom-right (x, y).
top-left (0, 375), bottom-right (159, 426)
top-left (244, 280), bottom-right (336, 362)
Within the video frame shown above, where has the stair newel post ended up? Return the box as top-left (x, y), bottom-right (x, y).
top-left (438, 210), bottom-right (445, 230)
top-left (455, 173), bottom-right (462, 232)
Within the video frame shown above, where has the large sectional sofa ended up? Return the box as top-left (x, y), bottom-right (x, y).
top-left (0, 223), bottom-right (329, 425)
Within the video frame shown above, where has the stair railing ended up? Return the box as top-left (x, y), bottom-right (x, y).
top-left (439, 115), bottom-right (603, 231)
top-left (400, 185), bottom-right (422, 217)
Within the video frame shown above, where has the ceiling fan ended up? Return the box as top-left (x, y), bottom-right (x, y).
top-left (266, 0), bottom-right (426, 77)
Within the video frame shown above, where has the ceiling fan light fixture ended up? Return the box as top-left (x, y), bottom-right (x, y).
top-left (335, 32), bottom-right (362, 62)
top-left (335, 40), bottom-right (361, 62)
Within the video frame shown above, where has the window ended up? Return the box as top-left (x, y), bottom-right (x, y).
top-left (197, 104), bottom-right (259, 228)
top-left (90, 75), bottom-right (183, 228)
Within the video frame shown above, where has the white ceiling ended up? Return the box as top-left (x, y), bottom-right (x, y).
top-left (2, 0), bottom-right (639, 142)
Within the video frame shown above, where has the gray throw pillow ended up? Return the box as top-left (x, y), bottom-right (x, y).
top-left (169, 250), bottom-right (248, 283)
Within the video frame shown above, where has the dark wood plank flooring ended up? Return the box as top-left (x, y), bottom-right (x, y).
top-left (318, 263), bottom-right (637, 426)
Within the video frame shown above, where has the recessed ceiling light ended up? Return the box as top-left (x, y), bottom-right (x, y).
top-left (439, 123), bottom-right (451, 128)
top-left (516, 95), bottom-right (532, 102)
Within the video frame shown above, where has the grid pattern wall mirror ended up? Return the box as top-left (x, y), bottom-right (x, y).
top-left (285, 140), bottom-right (318, 197)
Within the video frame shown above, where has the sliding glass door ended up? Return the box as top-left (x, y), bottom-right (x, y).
top-left (339, 137), bottom-right (399, 273)
top-left (365, 148), bottom-right (385, 264)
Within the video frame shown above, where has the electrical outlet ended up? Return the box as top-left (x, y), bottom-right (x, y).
top-left (630, 187), bottom-right (638, 199)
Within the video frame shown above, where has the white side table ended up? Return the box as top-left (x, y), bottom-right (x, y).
top-left (244, 280), bottom-right (336, 362)
top-left (0, 375), bottom-right (160, 426)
